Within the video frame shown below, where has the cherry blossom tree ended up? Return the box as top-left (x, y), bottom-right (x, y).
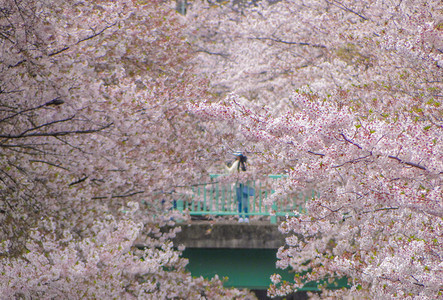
top-left (187, 0), bottom-right (442, 108)
top-left (0, 0), bottom-right (253, 298)
top-left (189, 0), bottom-right (442, 298)
top-left (0, 205), bottom-right (251, 299)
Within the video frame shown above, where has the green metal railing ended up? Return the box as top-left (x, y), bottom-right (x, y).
top-left (175, 174), bottom-right (311, 224)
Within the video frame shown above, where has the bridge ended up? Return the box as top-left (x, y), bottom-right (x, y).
top-left (137, 175), bottom-right (348, 298)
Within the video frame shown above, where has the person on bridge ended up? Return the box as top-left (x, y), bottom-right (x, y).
top-left (226, 151), bottom-right (254, 223)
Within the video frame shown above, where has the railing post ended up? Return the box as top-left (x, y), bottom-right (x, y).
top-left (191, 187), bottom-right (195, 212)
top-left (259, 181), bottom-right (262, 213)
top-left (271, 202), bottom-right (277, 224)
top-left (176, 199), bottom-right (184, 212)
top-left (203, 186), bottom-right (207, 211)
top-left (216, 181), bottom-right (220, 212)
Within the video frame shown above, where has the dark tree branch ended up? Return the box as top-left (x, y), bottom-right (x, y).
top-left (333, 154), bottom-right (371, 168)
top-left (338, 133), bottom-right (362, 149)
top-left (29, 160), bottom-right (69, 171)
top-left (0, 122), bottom-right (113, 139)
top-left (48, 23), bottom-right (117, 57)
top-left (411, 275), bottom-right (425, 287)
top-left (0, 101), bottom-right (51, 123)
top-left (0, 169), bottom-right (18, 185)
top-left (250, 36), bottom-right (327, 48)
top-left (388, 155), bottom-right (427, 170)
top-left (0, 142), bottom-right (54, 149)
top-left (54, 136), bottom-right (91, 155)
top-left (47, 46), bottom-right (69, 57)
top-left (92, 190), bottom-right (145, 200)
top-left (7, 59), bottom-right (26, 68)
top-left (325, 0), bottom-right (369, 21)
top-left (2, 144), bottom-right (60, 157)
top-left (307, 150), bottom-right (326, 156)
top-left (319, 203), bottom-right (343, 213)
top-left (17, 115), bottom-right (76, 137)
top-left (111, 191), bottom-right (145, 198)
top-left (194, 48), bottom-right (229, 58)
top-left (0, 31), bottom-right (15, 44)
top-left (69, 176), bottom-right (88, 186)
top-left (361, 207), bottom-right (399, 214)
top-left (76, 23), bottom-right (116, 44)
top-left (44, 98), bottom-right (64, 106)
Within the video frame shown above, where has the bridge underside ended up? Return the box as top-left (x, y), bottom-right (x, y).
top-left (137, 222), bottom-right (348, 291)
top-left (182, 247), bottom-right (295, 289)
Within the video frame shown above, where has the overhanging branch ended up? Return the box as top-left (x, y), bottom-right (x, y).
top-left (388, 155), bottom-right (426, 170)
top-left (16, 115), bottom-right (76, 137)
top-left (325, 0), bottom-right (369, 21)
top-left (48, 23), bottom-right (117, 57)
top-left (249, 37), bottom-right (326, 48)
top-left (0, 122), bottom-right (113, 139)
